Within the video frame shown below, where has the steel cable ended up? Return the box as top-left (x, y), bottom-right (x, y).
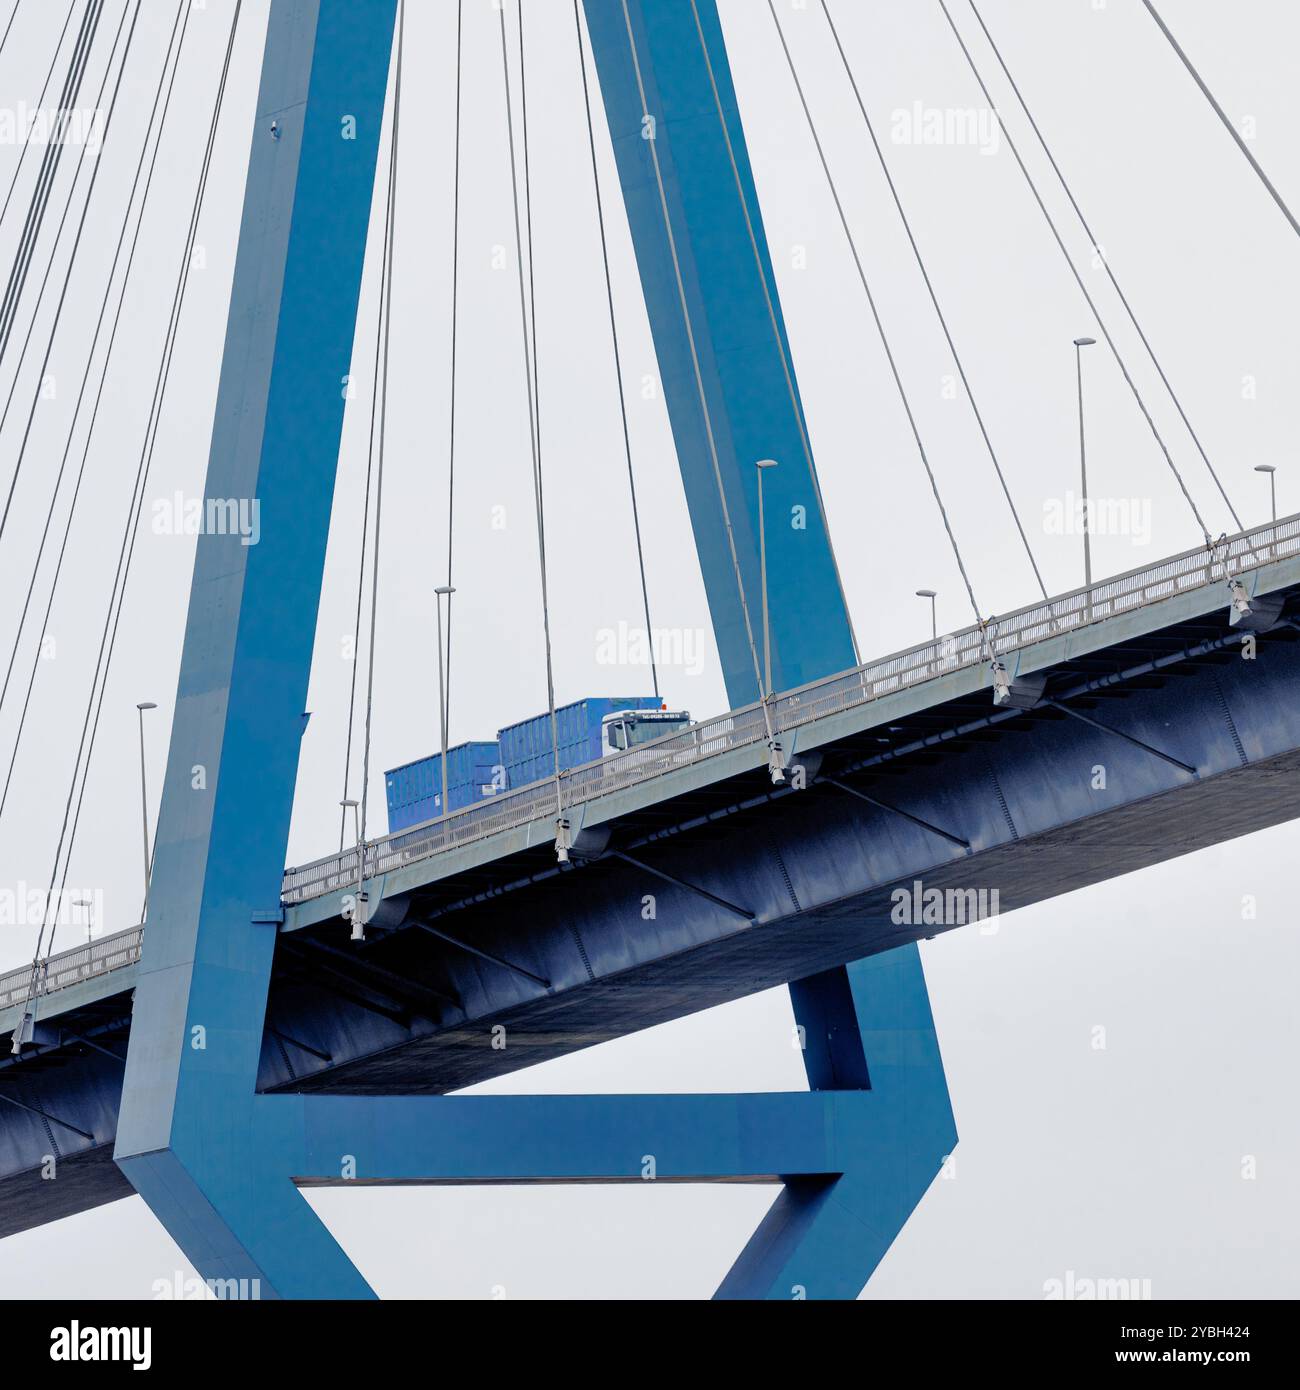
top-left (0, 0), bottom-right (104, 371)
top-left (936, 0), bottom-right (1212, 543)
top-left (617, 0), bottom-right (776, 733)
top-left (0, 0), bottom-right (190, 742)
top-left (30, 0), bottom-right (240, 980)
top-left (573, 0), bottom-right (659, 700)
top-left (763, 0), bottom-right (984, 625)
top-left (812, 0), bottom-right (1050, 601)
top-left (501, 0), bottom-right (565, 808)
top-left (689, 0), bottom-right (863, 664)
top-left (967, 0), bottom-right (1244, 533)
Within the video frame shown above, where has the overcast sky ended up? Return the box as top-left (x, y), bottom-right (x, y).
top-left (0, 0), bottom-right (1297, 1298)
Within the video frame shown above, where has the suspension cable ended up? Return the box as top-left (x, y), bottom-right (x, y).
top-left (574, 0), bottom-right (659, 700)
top-left (0, 0), bottom-right (104, 373)
top-left (1141, 0), bottom-right (1299, 242)
top-left (0, 2), bottom-right (18, 64)
top-left (338, 10), bottom-right (404, 853)
top-left (357, 0), bottom-right (403, 854)
top-left (518, 0), bottom-right (564, 800)
top-left (966, 0), bottom-right (1243, 533)
top-left (35, 0), bottom-right (239, 974)
top-left (0, 0), bottom-right (188, 741)
top-left (762, 0), bottom-right (983, 625)
top-left (0, 2), bottom-right (76, 237)
top-left (8, 0), bottom-right (146, 998)
top-left (688, 0), bottom-right (862, 666)
top-left (936, 0), bottom-right (1212, 544)
top-left (0, 0), bottom-right (128, 550)
top-left (501, 0), bottom-right (564, 809)
top-left (442, 0), bottom-right (463, 743)
top-left (812, 0), bottom-right (1049, 601)
top-left (618, 0), bottom-right (776, 730)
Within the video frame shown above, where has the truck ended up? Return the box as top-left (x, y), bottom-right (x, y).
top-left (383, 696), bottom-right (691, 834)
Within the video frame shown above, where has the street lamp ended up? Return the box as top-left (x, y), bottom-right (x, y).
top-left (434, 584), bottom-right (456, 817)
top-left (1073, 337), bottom-right (1098, 610)
top-left (755, 459), bottom-right (779, 698)
top-left (916, 588), bottom-right (937, 643)
top-left (135, 702), bottom-right (157, 922)
top-left (73, 896), bottom-right (94, 946)
top-left (340, 798), bottom-right (365, 940)
top-left (1254, 464), bottom-right (1277, 523)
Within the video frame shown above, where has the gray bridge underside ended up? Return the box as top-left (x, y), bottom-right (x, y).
top-left (3, 562), bottom-right (1299, 1237)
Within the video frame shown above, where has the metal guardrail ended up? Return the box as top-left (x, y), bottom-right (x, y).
top-left (0, 925), bottom-right (144, 1013)
top-left (7, 516), bottom-right (1296, 1010)
top-left (281, 515), bottom-right (1300, 906)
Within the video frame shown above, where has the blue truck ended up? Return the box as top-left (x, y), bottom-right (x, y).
top-left (384, 696), bottom-right (690, 833)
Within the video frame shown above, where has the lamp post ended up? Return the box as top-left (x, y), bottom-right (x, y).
top-left (1254, 464), bottom-right (1277, 523)
top-left (434, 584), bottom-right (455, 817)
top-left (755, 459), bottom-right (779, 698)
top-left (73, 896), bottom-right (94, 946)
top-left (135, 702), bottom-right (157, 922)
top-left (916, 588), bottom-right (937, 643)
top-left (1073, 336), bottom-right (1098, 613)
top-left (340, 797), bottom-right (365, 940)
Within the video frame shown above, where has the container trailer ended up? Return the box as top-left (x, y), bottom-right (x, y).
top-left (384, 740), bottom-right (502, 832)
top-left (383, 697), bottom-right (691, 834)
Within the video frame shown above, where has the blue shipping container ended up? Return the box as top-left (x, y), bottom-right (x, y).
top-left (496, 695), bottom-right (662, 790)
top-left (385, 740), bottom-right (502, 832)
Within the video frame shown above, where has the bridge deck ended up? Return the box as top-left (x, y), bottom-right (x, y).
top-left (3, 515), bottom-right (1297, 1038)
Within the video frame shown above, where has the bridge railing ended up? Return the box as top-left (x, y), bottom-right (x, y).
top-left (0, 926), bottom-right (144, 1013)
top-left (276, 512), bottom-right (1300, 905)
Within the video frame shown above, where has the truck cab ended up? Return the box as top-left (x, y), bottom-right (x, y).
top-left (602, 706), bottom-right (691, 755)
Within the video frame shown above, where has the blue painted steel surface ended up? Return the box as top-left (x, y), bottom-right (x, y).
top-left (582, 0), bottom-right (856, 697)
top-left (385, 741), bottom-right (500, 829)
top-left (112, 0), bottom-right (399, 1298)
top-left (582, 0), bottom-right (954, 1297)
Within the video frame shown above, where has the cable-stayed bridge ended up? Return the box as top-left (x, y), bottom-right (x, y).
top-left (0, 0), bottom-right (1295, 1298)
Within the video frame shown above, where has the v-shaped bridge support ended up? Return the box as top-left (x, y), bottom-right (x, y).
top-left (114, 0), bottom-right (955, 1300)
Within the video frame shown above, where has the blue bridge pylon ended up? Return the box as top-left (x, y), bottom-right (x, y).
top-left (113, 0), bottom-right (955, 1298)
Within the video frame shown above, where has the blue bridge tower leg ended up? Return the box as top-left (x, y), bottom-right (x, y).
top-left (582, 0), bottom-right (957, 1297)
top-left (113, 0), bottom-right (399, 1298)
top-left (113, 0), bottom-right (953, 1300)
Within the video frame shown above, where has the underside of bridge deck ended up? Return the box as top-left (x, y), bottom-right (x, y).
top-left (260, 592), bottom-right (1300, 1095)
